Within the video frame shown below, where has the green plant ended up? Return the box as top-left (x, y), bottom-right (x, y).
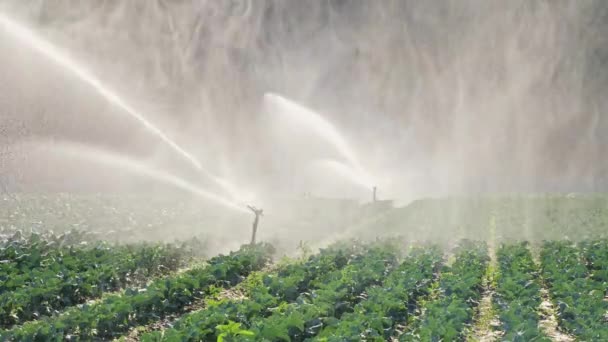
top-left (1, 243), bottom-right (274, 341)
top-left (216, 321), bottom-right (254, 342)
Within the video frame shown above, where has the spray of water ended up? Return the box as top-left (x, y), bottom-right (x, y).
top-left (310, 159), bottom-right (376, 191)
top-left (213, 177), bottom-right (257, 206)
top-left (264, 93), bottom-right (362, 168)
top-left (29, 140), bottom-right (250, 214)
top-left (264, 92), bottom-right (378, 192)
top-left (0, 12), bottom-right (253, 201)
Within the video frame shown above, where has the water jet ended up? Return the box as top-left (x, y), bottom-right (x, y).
top-left (20, 140), bottom-right (250, 215)
top-left (309, 159), bottom-right (377, 198)
top-left (0, 12), bottom-right (250, 201)
top-left (264, 93), bottom-right (364, 170)
top-left (264, 93), bottom-right (384, 201)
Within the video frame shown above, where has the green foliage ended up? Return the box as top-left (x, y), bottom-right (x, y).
top-left (581, 239), bottom-right (608, 282)
top-left (216, 321), bottom-right (254, 342)
top-left (5, 231), bottom-right (608, 342)
top-left (541, 240), bottom-right (608, 340)
top-left (493, 243), bottom-right (550, 341)
top-left (140, 240), bottom-right (360, 342)
top-left (0, 234), bottom-right (187, 329)
top-left (0, 243), bottom-right (274, 341)
top-left (401, 240), bottom-right (489, 341)
top-left (249, 243), bottom-right (399, 341)
top-left (315, 246), bottom-right (442, 341)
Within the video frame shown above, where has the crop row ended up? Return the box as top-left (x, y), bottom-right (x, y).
top-left (1, 242), bottom-right (116, 293)
top-left (1, 229), bottom-right (190, 295)
top-left (314, 246), bottom-right (442, 341)
top-left (580, 239), bottom-right (608, 283)
top-left (0, 243), bottom-right (274, 341)
top-left (144, 241), bottom-right (487, 342)
top-left (541, 241), bottom-right (608, 340)
top-left (493, 243), bottom-right (548, 341)
top-left (5, 236), bottom-right (608, 341)
top-left (0, 230), bottom-right (92, 290)
top-left (401, 241), bottom-right (489, 341)
top-left (1, 242), bottom-right (187, 329)
top-left (246, 243), bottom-right (398, 341)
top-left (140, 241), bottom-right (363, 341)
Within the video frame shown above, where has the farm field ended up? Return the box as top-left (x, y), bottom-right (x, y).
top-left (3, 193), bottom-right (608, 246)
top-left (0, 232), bottom-right (607, 340)
top-left (2, 0), bottom-right (608, 340)
top-left (0, 195), bottom-right (607, 341)
top-left (0, 193), bottom-right (360, 252)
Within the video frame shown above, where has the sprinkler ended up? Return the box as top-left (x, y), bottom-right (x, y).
top-left (247, 205), bottom-right (263, 245)
top-left (373, 186), bottom-right (377, 202)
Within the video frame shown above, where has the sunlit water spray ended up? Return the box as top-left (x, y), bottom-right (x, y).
top-left (0, 12), bottom-right (251, 202)
top-left (310, 159), bottom-right (376, 191)
top-left (265, 93), bottom-right (361, 168)
top-left (26, 140), bottom-right (250, 214)
top-left (264, 92), bottom-right (378, 190)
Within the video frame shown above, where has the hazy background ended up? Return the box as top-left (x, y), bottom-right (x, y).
top-left (1, 0), bottom-right (608, 202)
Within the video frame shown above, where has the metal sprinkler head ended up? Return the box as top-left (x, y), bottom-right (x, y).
top-left (247, 205), bottom-right (263, 245)
top-left (247, 205), bottom-right (263, 216)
